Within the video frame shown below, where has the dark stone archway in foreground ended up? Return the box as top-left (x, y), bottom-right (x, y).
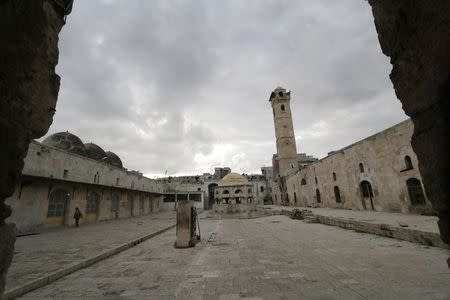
top-left (0, 0), bottom-right (72, 295)
top-left (369, 1), bottom-right (450, 253)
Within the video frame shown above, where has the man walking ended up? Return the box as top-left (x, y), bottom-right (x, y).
top-left (74, 207), bottom-right (82, 228)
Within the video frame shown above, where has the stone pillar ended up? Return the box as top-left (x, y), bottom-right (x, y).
top-left (174, 200), bottom-right (194, 248)
top-left (0, 1), bottom-right (72, 295)
top-left (369, 1), bottom-right (450, 256)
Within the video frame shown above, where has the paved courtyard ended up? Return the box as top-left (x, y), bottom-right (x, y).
top-left (18, 215), bottom-right (450, 299)
top-left (6, 211), bottom-right (175, 291)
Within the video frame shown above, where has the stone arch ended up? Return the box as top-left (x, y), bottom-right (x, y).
top-left (46, 187), bottom-right (70, 227)
top-left (110, 192), bottom-right (120, 219)
top-left (406, 178), bottom-right (426, 206)
top-left (334, 186), bottom-right (341, 203)
top-left (359, 180), bottom-right (374, 210)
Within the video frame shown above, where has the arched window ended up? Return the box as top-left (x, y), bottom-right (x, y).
top-left (86, 191), bottom-right (100, 214)
top-left (47, 188), bottom-right (70, 217)
top-left (301, 178), bottom-right (307, 185)
top-left (223, 190), bottom-right (230, 194)
top-left (294, 192), bottom-right (297, 203)
top-left (260, 186), bottom-right (264, 192)
top-left (404, 156), bottom-right (413, 170)
top-left (281, 104), bottom-right (285, 111)
top-left (359, 163), bottom-right (364, 173)
top-left (316, 189), bottom-right (321, 203)
top-left (406, 178), bottom-right (426, 205)
top-left (235, 189), bottom-right (242, 194)
top-left (334, 186), bottom-right (341, 203)
top-left (332, 172), bottom-right (336, 181)
top-left (315, 177), bottom-right (318, 184)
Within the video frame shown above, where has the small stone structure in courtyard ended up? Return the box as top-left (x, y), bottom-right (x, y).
top-left (211, 173), bottom-right (265, 217)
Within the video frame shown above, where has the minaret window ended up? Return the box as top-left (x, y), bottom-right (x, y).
top-left (281, 105), bottom-right (285, 111)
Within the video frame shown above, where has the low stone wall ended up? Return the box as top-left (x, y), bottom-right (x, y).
top-left (316, 215), bottom-right (448, 249)
top-left (206, 204), bottom-right (268, 219)
top-left (212, 203), bottom-right (260, 214)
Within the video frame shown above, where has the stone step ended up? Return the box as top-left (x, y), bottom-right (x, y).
top-left (303, 216), bottom-right (318, 223)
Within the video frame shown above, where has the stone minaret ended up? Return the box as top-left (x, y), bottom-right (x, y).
top-left (269, 86), bottom-right (298, 178)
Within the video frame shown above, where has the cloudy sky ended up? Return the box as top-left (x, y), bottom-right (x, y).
top-left (43, 0), bottom-right (408, 177)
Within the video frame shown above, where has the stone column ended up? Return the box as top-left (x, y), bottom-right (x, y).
top-left (0, 1), bottom-right (72, 295)
top-left (369, 1), bottom-right (450, 257)
top-left (174, 200), bottom-right (194, 248)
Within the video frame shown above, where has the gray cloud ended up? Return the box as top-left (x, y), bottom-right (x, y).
top-left (43, 0), bottom-right (407, 176)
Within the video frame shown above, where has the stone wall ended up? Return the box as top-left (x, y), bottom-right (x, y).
top-left (369, 0), bottom-right (450, 250)
top-left (272, 120), bottom-right (433, 214)
top-left (5, 140), bottom-right (169, 233)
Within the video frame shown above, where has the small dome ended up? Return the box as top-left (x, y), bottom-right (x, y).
top-left (84, 143), bottom-right (107, 161)
top-left (105, 151), bottom-right (123, 168)
top-left (42, 131), bottom-right (85, 155)
top-left (218, 172), bottom-right (251, 187)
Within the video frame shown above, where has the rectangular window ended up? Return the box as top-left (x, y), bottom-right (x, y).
top-left (163, 194), bottom-right (176, 202)
top-left (63, 169), bottom-right (68, 178)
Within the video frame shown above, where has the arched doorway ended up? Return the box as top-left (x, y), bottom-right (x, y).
top-left (208, 183), bottom-right (218, 209)
top-left (406, 178), bottom-right (426, 206)
top-left (110, 192), bottom-right (120, 219)
top-left (139, 194), bottom-right (145, 215)
top-left (334, 186), bottom-right (341, 203)
top-left (360, 180), bottom-right (374, 210)
top-left (85, 191), bottom-right (100, 223)
top-left (316, 189), bottom-right (321, 203)
top-left (127, 192), bottom-right (134, 217)
top-left (46, 188), bottom-right (70, 227)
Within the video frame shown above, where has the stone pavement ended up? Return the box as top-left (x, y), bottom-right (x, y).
top-left (5, 211), bottom-right (175, 292)
top-left (267, 205), bottom-right (447, 248)
top-left (19, 215), bottom-right (450, 299)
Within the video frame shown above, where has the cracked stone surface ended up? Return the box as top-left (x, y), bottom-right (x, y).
top-left (19, 215), bottom-right (450, 299)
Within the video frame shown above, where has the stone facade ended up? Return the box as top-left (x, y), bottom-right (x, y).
top-left (271, 119), bottom-right (432, 215)
top-left (160, 167), bottom-right (271, 210)
top-left (5, 140), bottom-right (166, 234)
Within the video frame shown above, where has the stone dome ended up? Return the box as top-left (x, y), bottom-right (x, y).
top-left (42, 131), bottom-right (85, 155)
top-left (84, 143), bottom-right (107, 161)
top-left (218, 172), bottom-right (251, 187)
top-left (105, 151), bottom-right (123, 168)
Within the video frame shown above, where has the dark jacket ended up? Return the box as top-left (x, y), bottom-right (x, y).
top-left (74, 210), bottom-right (82, 219)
